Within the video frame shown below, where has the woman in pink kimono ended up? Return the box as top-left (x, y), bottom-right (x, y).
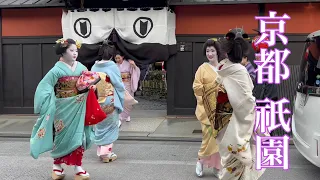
top-left (115, 51), bottom-right (141, 122)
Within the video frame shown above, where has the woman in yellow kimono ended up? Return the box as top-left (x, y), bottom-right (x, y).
top-left (193, 38), bottom-right (227, 178)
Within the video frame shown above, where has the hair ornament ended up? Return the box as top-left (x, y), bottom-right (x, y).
top-left (56, 38), bottom-right (68, 47)
top-left (75, 40), bottom-right (82, 49)
top-left (210, 38), bottom-right (218, 41)
top-left (55, 38), bottom-right (82, 49)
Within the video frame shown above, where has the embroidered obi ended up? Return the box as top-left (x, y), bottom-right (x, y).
top-left (214, 63), bottom-right (233, 130)
top-left (214, 91), bottom-right (233, 132)
top-left (96, 72), bottom-right (115, 114)
top-left (121, 72), bottom-right (131, 82)
top-left (55, 76), bottom-right (79, 98)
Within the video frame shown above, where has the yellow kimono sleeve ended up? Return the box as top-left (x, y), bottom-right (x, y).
top-left (193, 66), bottom-right (204, 97)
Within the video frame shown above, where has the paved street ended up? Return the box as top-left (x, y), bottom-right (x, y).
top-left (0, 139), bottom-right (319, 180)
top-left (0, 110), bottom-right (203, 141)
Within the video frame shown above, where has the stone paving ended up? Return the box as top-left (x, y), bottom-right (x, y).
top-left (0, 96), bottom-right (205, 141)
top-left (0, 95), bottom-right (202, 140)
top-left (132, 95), bottom-right (167, 110)
top-left (0, 139), bottom-right (318, 180)
top-left (0, 111), bottom-right (202, 140)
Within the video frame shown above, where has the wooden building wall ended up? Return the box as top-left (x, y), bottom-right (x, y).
top-left (167, 3), bottom-right (320, 115)
top-left (0, 8), bottom-right (62, 113)
top-left (0, 3), bottom-right (319, 114)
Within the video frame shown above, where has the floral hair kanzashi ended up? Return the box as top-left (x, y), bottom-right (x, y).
top-left (55, 38), bottom-right (82, 49)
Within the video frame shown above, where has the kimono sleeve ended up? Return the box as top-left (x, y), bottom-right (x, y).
top-left (109, 67), bottom-right (126, 107)
top-left (34, 69), bottom-right (59, 114)
top-left (129, 64), bottom-right (141, 92)
top-left (224, 77), bottom-right (256, 166)
top-left (193, 66), bottom-right (204, 97)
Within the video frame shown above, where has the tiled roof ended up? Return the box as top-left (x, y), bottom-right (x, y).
top-left (0, 0), bottom-right (64, 8)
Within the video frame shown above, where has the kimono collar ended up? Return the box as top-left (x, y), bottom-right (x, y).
top-left (217, 59), bottom-right (247, 77)
top-left (56, 61), bottom-right (78, 73)
top-left (94, 60), bottom-right (116, 67)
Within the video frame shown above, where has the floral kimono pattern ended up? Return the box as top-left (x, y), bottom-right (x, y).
top-left (193, 63), bottom-right (221, 169)
top-left (216, 61), bottom-right (266, 180)
top-left (91, 60), bottom-right (125, 157)
top-left (30, 61), bottom-right (94, 163)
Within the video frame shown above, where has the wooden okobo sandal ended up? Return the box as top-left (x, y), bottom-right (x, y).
top-left (74, 171), bottom-right (90, 180)
top-left (101, 153), bottom-right (117, 163)
top-left (52, 169), bottom-right (65, 180)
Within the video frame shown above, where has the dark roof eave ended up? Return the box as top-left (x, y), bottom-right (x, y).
top-left (169, 0), bottom-right (320, 5)
top-left (0, 4), bottom-right (64, 9)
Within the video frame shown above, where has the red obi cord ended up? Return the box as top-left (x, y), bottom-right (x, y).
top-left (217, 92), bottom-right (229, 104)
top-left (105, 76), bottom-right (111, 83)
top-left (217, 64), bottom-right (229, 103)
top-left (54, 146), bottom-right (84, 166)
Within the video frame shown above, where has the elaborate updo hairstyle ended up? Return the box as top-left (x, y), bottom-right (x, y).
top-left (202, 38), bottom-right (227, 61)
top-left (55, 38), bottom-right (77, 56)
top-left (115, 50), bottom-right (124, 57)
top-left (98, 40), bottom-right (116, 60)
top-left (221, 28), bottom-right (249, 63)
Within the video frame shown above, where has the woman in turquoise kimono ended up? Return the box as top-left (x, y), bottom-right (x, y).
top-left (30, 38), bottom-right (94, 180)
top-left (91, 42), bottom-right (125, 163)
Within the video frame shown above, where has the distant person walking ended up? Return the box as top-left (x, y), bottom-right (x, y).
top-left (115, 51), bottom-right (140, 122)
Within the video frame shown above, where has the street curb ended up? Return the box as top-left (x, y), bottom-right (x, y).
top-left (166, 116), bottom-right (197, 119)
top-left (0, 132), bottom-right (295, 144)
top-left (118, 136), bottom-right (202, 142)
top-left (0, 133), bottom-right (31, 138)
top-left (0, 132), bottom-right (202, 142)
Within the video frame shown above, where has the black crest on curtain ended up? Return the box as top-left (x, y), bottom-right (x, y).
top-left (77, 29), bottom-right (177, 70)
top-left (110, 29), bottom-right (177, 67)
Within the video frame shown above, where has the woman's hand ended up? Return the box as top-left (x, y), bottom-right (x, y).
top-left (128, 59), bottom-right (136, 68)
top-left (89, 85), bottom-right (96, 90)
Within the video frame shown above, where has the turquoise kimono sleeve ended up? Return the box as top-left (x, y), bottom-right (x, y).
top-left (108, 67), bottom-right (125, 113)
top-left (30, 69), bottom-right (58, 159)
top-left (34, 70), bottom-right (59, 114)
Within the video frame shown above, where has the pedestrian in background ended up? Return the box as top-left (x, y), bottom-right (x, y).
top-left (115, 51), bottom-right (141, 122)
top-left (91, 42), bottom-right (125, 163)
top-left (241, 55), bottom-right (256, 82)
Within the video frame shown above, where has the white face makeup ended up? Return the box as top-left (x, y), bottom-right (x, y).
top-left (206, 46), bottom-right (218, 63)
top-left (63, 44), bottom-right (78, 62)
top-left (115, 55), bottom-right (124, 63)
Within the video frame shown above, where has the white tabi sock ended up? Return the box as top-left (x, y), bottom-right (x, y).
top-left (74, 166), bottom-right (89, 176)
top-left (53, 164), bottom-right (64, 175)
top-left (118, 120), bottom-right (122, 127)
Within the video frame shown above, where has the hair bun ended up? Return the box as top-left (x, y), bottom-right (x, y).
top-left (55, 42), bottom-right (65, 55)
